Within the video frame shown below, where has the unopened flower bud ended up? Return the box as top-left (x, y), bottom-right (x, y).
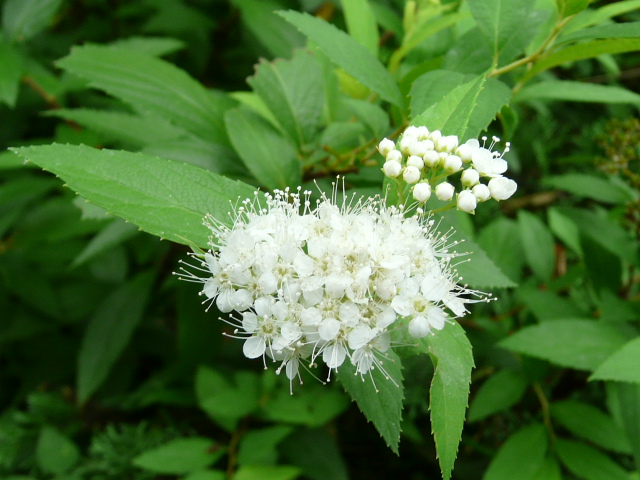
top-left (407, 155), bottom-right (424, 169)
top-left (412, 183), bottom-right (432, 202)
top-left (429, 130), bottom-right (443, 143)
top-left (404, 126), bottom-right (420, 138)
top-left (386, 150), bottom-right (402, 163)
top-left (383, 160), bottom-right (402, 178)
top-left (457, 189), bottom-right (477, 213)
top-left (472, 183), bottom-right (491, 201)
top-left (444, 155), bottom-right (462, 173)
top-left (378, 138), bottom-right (395, 157)
top-left (461, 168), bottom-right (480, 187)
top-left (408, 141), bottom-right (428, 157)
top-left (436, 135), bottom-right (459, 153)
top-left (435, 182), bottom-right (455, 201)
top-left (456, 144), bottom-right (475, 163)
top-left (423, 150), bottom-right (440, 168)
top-left (416, 126), bottom-right (430, 140)
top-left (399, 136), bottom-right (417, 155)
top-left (488, 176), bottom-right (517, 200)
top-left (403, 165), bottom-right (421, 184)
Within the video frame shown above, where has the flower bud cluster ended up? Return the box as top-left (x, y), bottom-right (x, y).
top-left (178, 184), bottom-right (488, 388)
top-left (379, 126), bottom-right (517, 213)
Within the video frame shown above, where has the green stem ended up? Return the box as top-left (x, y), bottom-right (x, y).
top-left (533, 382), bottom-right (556, 448)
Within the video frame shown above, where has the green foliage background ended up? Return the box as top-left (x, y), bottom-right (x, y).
top-left (1, 0), bottom-right (639, 479)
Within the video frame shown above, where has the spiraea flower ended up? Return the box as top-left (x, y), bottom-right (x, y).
top-left (177, 182), bottom-right (489, 389)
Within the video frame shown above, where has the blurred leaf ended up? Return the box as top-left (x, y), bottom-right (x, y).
top-left (558, 0), bottom-right (589, 17)
top-left (71, 219), bottom-right (139, 268)
top-left (338, 349), bottom-right (404, 454)
top-left (182, 471), bottom-right (226, 480)
top-left (483, 423), bottom-right (547, 480)
top-left (225, 107), bottom-right (302, 190)
top-left (516, 288), bottom-right (585, 322)
top-left (2, 0), bottom-right (63, 42)
top-left (518, 210), bottom-right (555, 283)
top-left (280, 428), bottom-right (349, 480)
top-left (36, 426), bottom-right (80, 475)
top-left (607, 383), bottom-right (640, 470)
top-left (548, 207), bottom-right (582, 255)
top-left (468, 369), bottom-right (528, 422)
top-left (516, 81), bottom-right (640, 105)
top-left (108, 36), bottom-right (186, 56)
top-left (591, 337), bottom-right (640, 384)
top-left (247, 50), bottom-right (324, 147)
top-left (346, 99), bottom-right (390, 138)
top-left (234, 465), bottom-right (301, 480)
top-left (278, 10), bottom-right (404, 107)
top-left (524, 38), bottom-right (640, 82)
top-left (12, 144), bottom-right (256, 248)
top-left (556, 438), bottom-right (630, 480)
top-left (341, 0), bottom-right (379, 55)
top-left (263, 385), bottom-right (350, 428)
top-left (57, 45), bottom-right (235, 142)
top-left (77, 271), bottom-right (155, 402)
top-left (477, 217), bottom-right (524, 283)
top-left (443, 27), bottom-right (493, 74)
top-left (560, 21), bottom-right (640, 44)
top-left (551, 400), bottom-right (632, 454)
top-left (500, 319), bottom-right (630, 371)
top-left (544, 173), bottom-right (633, 204)
top-left (412, 74), bottom-right (486, 138)
top-left (133, 437), bottom-right (224, 474)
top-left (530, 456), bottom-right (562, 480)
top-left (238, 426), bottom-right (294, 466)
top-left (568, 0), bottom-right (640, 31)
top-left (582, 233), bottom-right (623, 293)
top-left (0, 38), bottom-right (23, 107)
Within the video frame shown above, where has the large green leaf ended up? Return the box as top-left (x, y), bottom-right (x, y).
top-left (341, 0), bottom-right (379, 55)
top-left (517, 210), bottom-right (556, 283)
top-left (133, 437), bottom-right (225, 475)
top-left (556, 439), bottom-right (630, 480)
top-left (0, 38), bottom-right (23, 107)
top-left (278, 10), bottom-right (404, 107)
top-left (57, 45), bottom-right (235, 142)
top-left (247, 50), bottom-right (324, 147)
top-left (483, 423), bottom-right (547, 480)
top-left (337, 350), bottom-right (404, 454)
top-left (77, 271), bottom-right (155, 402)
top-left (516, 81), bottom-right (640, 105)
top-left (12, 144), bottom-right (256, 248)
top-left (225, 107), bottom-right (302, 190)
top-left (2, 0), bottom-right (63, 41)
top-left (500, 319), bottom-right (631, 371)
top-left (468, 369), bottom-right (528, 422)
top-left (560, 21), bottom-right (640, 44)
top-left (591, 337), bottom-right (640, 384)
top-left (558, 0), bottom-right (589, 17)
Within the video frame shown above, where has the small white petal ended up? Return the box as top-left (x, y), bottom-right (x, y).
top-left (243, 336), bottom-right (266, 358)
top-left (318, 318), bottom-right (341, 341)
top-left (323, 343), bottom-right (347, 368)
top-left (408, 316), bottom-right (431, 338)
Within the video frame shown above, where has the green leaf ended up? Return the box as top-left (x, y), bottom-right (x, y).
top-left (280, 428), bottom-right (349, 480)
top-left (412, 74), bottom-right (487, 138)
top-left (548, 207), bottom-right (582, 255)
top-left (543, 173), bottom-right (634, 204)
top-left (607, 383), bottom-right (640, 470)
top-left (346, 99), bottom-right (390, 138)
top-left (477, 217), bottom-right (524, 283)
top-left (341, 0), bottom-right (380, 55)
top-left (560, 21), bottom-right (640, 44)
top-left (12, 144), bottom-right (256, 248)
top-left (232, 0), bottom-right (305, 58)
top-left (107, 36), bottom-right (185, 57)
top-left (225, 107), bottom-right (302, 190)
top-left (516, 81), bottom-right (640, 105)
top-left (278, 10), bottom-right (404, 107)
top-left (0, 38), bottom-right (23, 107)
top-left (77, 271), bottom-right (154, 402)
top-left (591, 337), bottom-right (640, 384)
top-left (427, 322), bottom-right (474, 480)
top-left (338, 349), bottom-right (404, 454)
top-left (556, 438), bottom-right (630, 480)
top-left (483, 423), bottom-right (547, 480)
top-left (247, 50), bottom-right (324, 147)
top-left (238, 426), bottom-right (294, 466)
top-left (234, 465), bottom-right (301, 480)
top-left (500, 319), bottom-right (631, 371)
top-left (558, 0), bottom-right (590, 17)
top-left (467, 0), bottom-right (535, 61)
top-left (71, 219), bottom-right (139, 268)
top-left (133, 437), bottom-right (224, 474)
top-left (262, 385), bottom-right (349, 428)
top-left (57, 45), bottom-right (235, 142)
top-left (530, 456), bottom-right (562, 480)
top-left (551, 400), bottom-right (632, 454)
top-left (468, 369), bottom-right (528, 422)
top-left (524, 38), bottom-right (640, 82)
top-left (517, 210), bottom-right (555, 283)
top-left (182, 471), bottom-right (226, 480)
top-left (36, 426), bottom-right (80, 475)
top-left (516, 288), bottom-right (584, 322)
top-left (2, 0), bottom-right (63, 42)
top-left (568, 0), bottom-right (640, 31)
top-left (196, 367), bottom-right (260, 431)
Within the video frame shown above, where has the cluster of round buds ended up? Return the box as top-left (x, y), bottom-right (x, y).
top-left (378, 126), bottom-right (517, 213)
top-left (177, 182), bottom-right (489, 390)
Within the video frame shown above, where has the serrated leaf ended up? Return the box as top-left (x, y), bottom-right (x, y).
top-left (523, 38), bottom-right (640, 82)
top-left (77, 271), bottom-right (154, 402)
top-left (338, 349), bottom-right (404, 454)
top-left (225, 107), bottom-right (302, 190)
top-left (483, 423), bottom-right (547, 480)
top-left (341, 0), bottom-right (380, 55)
top-left (412, 74), bottom-right (486, 138)
top-left (133, 437), bottom-right (224, 474)
top-left (0, 38), bottom-right (24, 107)
top-left (591, 337), bottom-right (640, 384)
top-left (551, 400), bottom-right (632, 454)
top-left (500, 319), bottom-right (631, 371)
top-left (516, 81), bottom-right (640, 105)
top-left (12, 144), bottom-right (256, 248)
top-left (468, 369), bottom-right (528, 422)
top-left (56, 45), bottom-right (235, 142)
top-left (247, 50), bottom-right (324, 147)
top-left (278, 10), bottom-right (404, 107)
top-left (36, 426), bottom-right (80, 475)
top-left (556, 438), bottom-right (630, 480)
top-left (2, 0), bottom-right (63, 41)
top-left (517, 210), bottom-right (555, 283)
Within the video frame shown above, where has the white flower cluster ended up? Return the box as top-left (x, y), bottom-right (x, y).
top-left (178, 184), bottom-right (487, 388)
top-left (379, 126), bottom-right (517, 213)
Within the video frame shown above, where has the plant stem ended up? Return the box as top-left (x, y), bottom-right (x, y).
top-left (533, 381), bottom-right (556, 447)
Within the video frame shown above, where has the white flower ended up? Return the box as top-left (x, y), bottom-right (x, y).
top-left (386, 149), bottom-right (402, 163)
top-left (403, 165), bottom-right (421, 184)
top-left (435, 182), bottom-right (455, 201)
top-left (378, 138), bottom-right (395, 156)
top-left (383, 160), bottom-right (402, 178)
top-left (177, 181), bottom-right (489, 388)
top-left (461, 168), bottom-right (480, 187)
top-left (407, 155), bottom-right (424, 169)
top-left (423, 150), bottom-right (440, 168)
top-left (412, 183), bottom-right (431, 202)
top-left (472, 148), bottom-right (508, 177)
top-left (488, 176), bottom-right (517, 200)
top-left (472, 183), bottom-right (491, 202)
top-left (457, 189), bottom-right (477, 213)
top-left (444, 155), bottom-right (462, 173)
